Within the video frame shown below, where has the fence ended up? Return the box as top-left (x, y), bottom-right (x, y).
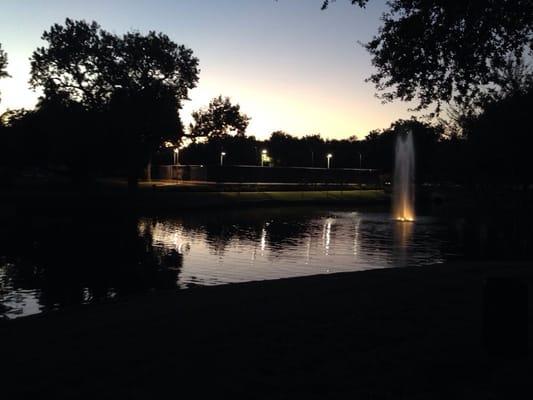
top-left (151, 164), bottom-right (381, 185)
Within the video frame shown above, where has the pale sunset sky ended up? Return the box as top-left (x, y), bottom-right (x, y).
top-left (0, 0), bottom-right (415, 139)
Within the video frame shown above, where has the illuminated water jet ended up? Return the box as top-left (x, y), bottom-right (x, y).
top-left (393, 130), bottom-right (415, 222)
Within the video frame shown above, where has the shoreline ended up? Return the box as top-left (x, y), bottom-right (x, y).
top-left (1, 188), bottom-right (389, 216)
top-left (2, 260), bottom-right (531, 397)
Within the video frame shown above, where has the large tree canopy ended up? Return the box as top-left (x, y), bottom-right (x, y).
top-left (322, 0), bottom-right (533, 113)
top-left (0, 43), bottom-right (10, 102)
top-left (30, 18), bottom-right (200, 110)
top-left (461, 84), bottom-right (533, 185)
top-left (29, 19), bottom-right (200, 186)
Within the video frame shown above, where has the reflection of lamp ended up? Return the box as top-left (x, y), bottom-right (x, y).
top-left (327, 153), bottom-right (333, 169)
top-left (323, 217), bottom-right (334, 256)
top-left (220, 151), bottom-right (226, 166)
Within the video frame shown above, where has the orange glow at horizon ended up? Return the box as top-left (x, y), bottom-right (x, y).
top-left (0, 63), bottom-right (411, 141)
top-left (0, 0), bottom-right (416, 140)
top-left (180, 76), bottom-right (412, 141)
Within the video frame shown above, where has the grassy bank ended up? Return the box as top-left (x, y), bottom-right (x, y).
top-left (1, 261), bottom-right (531, 398)
top-left (2, 187), bottom-right (388, 216)
top-left (136, 188), bottom-right (388, 211)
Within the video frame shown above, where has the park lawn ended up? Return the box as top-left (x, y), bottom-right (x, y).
top-left (1, 260), bottom-right (531, 398)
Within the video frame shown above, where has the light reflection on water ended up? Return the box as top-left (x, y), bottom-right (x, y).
top-left (0, 207), bottom-right (486, 319)
top-left (141, 210), bottom-right (445, 289)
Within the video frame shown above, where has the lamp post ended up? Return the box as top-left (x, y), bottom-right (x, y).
top-left (220, 151), bottom-right (226, 166)
top-left (327, 153), bottom-right (332, 169)
top-left (359, 152), bottom-right (362, 169)
top-left (261, 149), bottom-right (268, 167)
top-left (173, 147), bottom-right (180, 165)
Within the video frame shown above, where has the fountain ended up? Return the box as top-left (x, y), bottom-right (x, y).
top-left (392, 130), bottom-right (415, 222)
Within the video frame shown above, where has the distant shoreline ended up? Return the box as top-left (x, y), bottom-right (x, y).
top-left (1, 187), bottom-right (389, 216)
top-left (2, 178), bottom-right (531, 217)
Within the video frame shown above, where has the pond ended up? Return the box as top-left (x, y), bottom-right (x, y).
top-left (0, 205), bottom-right (530, 318)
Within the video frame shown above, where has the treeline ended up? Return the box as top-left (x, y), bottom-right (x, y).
top-left (176, 86), bottom-right (532, 188)
top-left (1, 81), bottom-right (531, 187)
top-left (176, 118), bottom-right (456, 184)
top-left (1, 17), bottom-right (532, 189)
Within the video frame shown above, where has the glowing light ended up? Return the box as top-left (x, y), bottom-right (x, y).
top-left (392, 131), bottom-right (415, 221)
top-left (260, 149), bottom-right (270, 166)
top-left (326, 153), bottom-right (333, 168)
top-left (395, 217), bottom-right (415, 222)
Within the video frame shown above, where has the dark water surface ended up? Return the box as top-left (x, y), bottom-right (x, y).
top-left (1, 205), bottom-right (530, 318)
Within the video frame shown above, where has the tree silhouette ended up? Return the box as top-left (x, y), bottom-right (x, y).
top-left (108, 85), bottom-right (183, 187)
top-left (30, 19), bottom-right (200, 188)
top-left (462, 84), bottom-right (533, 187)
top-left (481, 57), bottom-right (533, 105)
top-left (0, 98), bottom-right (100, 184)
top-left (268, 131), bottom-right (307, 167)
top-left (320, 0), bottom-right (368, 10)
top-left (0, 43), bottom-right (10, 102)
top-left (188, 95), bottom-right (250, 141)
top-left (31, 19), bottom-right (199, 110)
top-left (322, 1), bottom-right (533, 113)
top-left (30, 20), bottom-right (111, 108)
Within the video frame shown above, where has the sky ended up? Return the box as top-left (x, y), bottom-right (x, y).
top-left (0, 0), bottom-right (416, 139)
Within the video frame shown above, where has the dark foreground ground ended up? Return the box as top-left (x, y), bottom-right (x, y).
top-left (1, 261), bottom-right (531, 399)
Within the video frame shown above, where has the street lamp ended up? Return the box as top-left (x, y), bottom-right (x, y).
top-left (327, 153), bottom-right (333, 169)
top-left (359, 152), bottom-right (362, 169)
top-left (173, 147), bottom-right (180, 165)
top-left (261, 149), bottom-right (268, 167)
top-left (220, 151), bottom-right (226, 166)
